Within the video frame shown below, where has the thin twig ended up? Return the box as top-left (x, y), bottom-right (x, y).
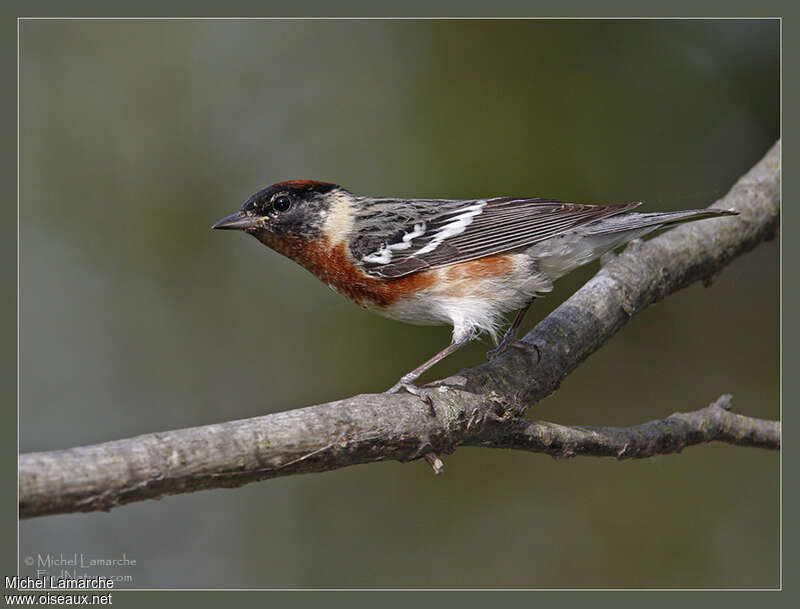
top-left (465, 395), bottom-right (780, 458)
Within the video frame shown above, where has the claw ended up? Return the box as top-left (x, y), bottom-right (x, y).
top-left (487, 323), bottom-right (521, 359)
top-left (384, 381), bottom-right (435, 416)
top-left (488, 338), bottom-right (540, 362)
top-left (487, 336), bottom-right (527, 360)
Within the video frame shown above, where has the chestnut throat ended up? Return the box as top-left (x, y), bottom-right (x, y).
top-left (251, 231), bottom-right (436, 308)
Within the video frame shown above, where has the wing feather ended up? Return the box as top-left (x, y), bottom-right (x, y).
top-left (354, 197), bottom-right (642, 278)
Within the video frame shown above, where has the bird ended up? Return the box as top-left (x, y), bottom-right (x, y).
top-left (213, 180), bottom-right (736, 401)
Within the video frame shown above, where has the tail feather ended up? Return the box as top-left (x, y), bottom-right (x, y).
top-left (585, 207), bottom-right (738, 236)
top-left (528, 206), bottom-right (737, 281)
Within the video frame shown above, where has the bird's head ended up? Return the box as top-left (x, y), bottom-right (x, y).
top-left (212, 180), bottom-right (342, 239)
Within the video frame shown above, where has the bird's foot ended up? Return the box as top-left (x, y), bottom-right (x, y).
top-left (487, 330), bottom-right (528, 360)
top-left (384, 378), bottom-right (435, 415)
top-left (488, 339), bottom-right (541, 363)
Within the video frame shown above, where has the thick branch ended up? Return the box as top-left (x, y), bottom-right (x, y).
top-left (19, 141), bottom-right (781, 519)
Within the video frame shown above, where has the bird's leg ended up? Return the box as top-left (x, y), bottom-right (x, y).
top-left (487, 298), bottom-right (535, 359)
top-left (385, 339), bottom-right (470, 411)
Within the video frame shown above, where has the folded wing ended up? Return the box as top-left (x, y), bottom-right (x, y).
top-left (354, 197), bottom-right (642, 278)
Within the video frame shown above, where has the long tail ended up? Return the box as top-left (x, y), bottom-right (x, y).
top-left (528, 206), bottom-right (737, 282)
top-left (585, 207), bottom-right (738, 236)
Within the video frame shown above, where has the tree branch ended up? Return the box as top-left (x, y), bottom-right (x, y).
top-left (19, 141), bottom-right (781, 519)
top-left (465, 395), bottom-right (780, 458)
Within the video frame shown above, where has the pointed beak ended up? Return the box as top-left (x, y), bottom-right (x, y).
top-left (211, 211), bottom-right (264, 231)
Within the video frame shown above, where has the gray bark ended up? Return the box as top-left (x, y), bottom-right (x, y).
top-left (19, 141), bottom-right (781, 519)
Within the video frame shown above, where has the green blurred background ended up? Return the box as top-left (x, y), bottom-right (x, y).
top-left (19, 19), bottom-right (779, 588)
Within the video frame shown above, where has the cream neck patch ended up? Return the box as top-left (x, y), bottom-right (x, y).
top-left (321, 189), bottom-right (355, 247)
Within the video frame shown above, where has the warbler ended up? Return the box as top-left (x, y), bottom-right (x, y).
top-left (214, 180), bottom-right (736, 399)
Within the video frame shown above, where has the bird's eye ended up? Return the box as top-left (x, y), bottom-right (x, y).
top-left (273, 195), bottom-right (292, 212)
